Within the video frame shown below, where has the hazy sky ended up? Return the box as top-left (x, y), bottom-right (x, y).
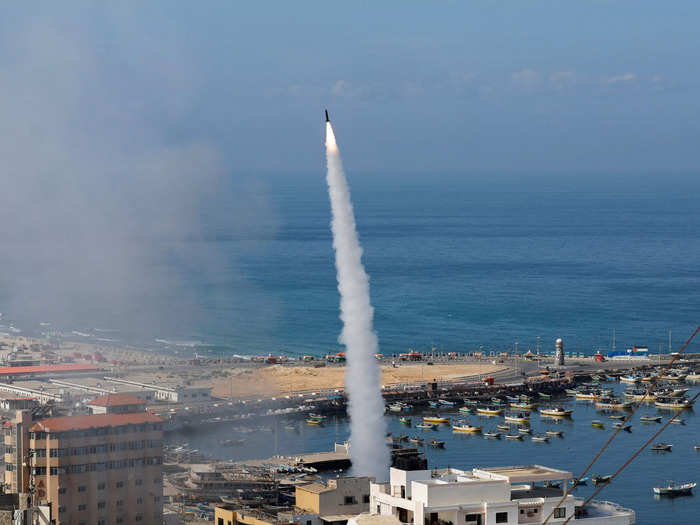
top-left (4, 2), bottom-right (698, 179)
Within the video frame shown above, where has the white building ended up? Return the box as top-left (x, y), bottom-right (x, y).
top-left (370, 465), bottom-right (634, 525)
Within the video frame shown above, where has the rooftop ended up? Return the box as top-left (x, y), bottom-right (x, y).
top-left (474, 465), bottom-right (572, 483)
top-left (88, 393), bottom-right (145, 407)
top-left (30, 412), bottom-right (162, 432)
top-left (298, 482), bottom-right (334, 494)
top-left (0, 364), bottom-right (99, 376)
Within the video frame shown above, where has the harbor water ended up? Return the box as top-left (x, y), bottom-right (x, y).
top-left (169, 381), bottom-right (699, 525)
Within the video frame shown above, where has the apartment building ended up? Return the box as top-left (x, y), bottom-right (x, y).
top-left (296, 477), bottom-right (373, 524)
top-left (28, 411), bottom-right (164, 525)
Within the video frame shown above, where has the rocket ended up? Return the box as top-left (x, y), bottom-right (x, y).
top-left (325, 109), bottom-right (330, 122)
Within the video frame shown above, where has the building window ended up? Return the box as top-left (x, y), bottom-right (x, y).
top-left (98, 501), bottom-right (106, 510)
top-left (117, 518), bottom-right (124, 524)
top-left (116, 500), bottom-right (124, 507)
top-left (135, 479), bottom-right (143, 486)
top-left (78, 485), bottom-right (86, 492)
top-left (495, 512), bottom-right (508, 523)
top-left (363, 495), bottom-right (370, 504)
top-left (344, 496), bottom-right (357, 505)
top-left (98, 520), bottom-right (106, 525)
top-left (116, 481), bottom-right (124, 488)
top-left (58, 506), bottom-right (66, 513)
top-left (97, 482), bottom-right (106, 490)
top-left (554, 508), bottom-right (566, 519)
top-left (135, 515), bottom-right (143, 522)
top-left (218, 519), bottom-right (224, 525)
top-left (136, 497), bottom-right (143, 505)
top-left (78, 504), bottom-right (86, 511)
top-left (58, 488), bottom-right (66, 495)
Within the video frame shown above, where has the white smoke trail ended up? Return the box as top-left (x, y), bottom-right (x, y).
top-left (325, 121), bottom-right (389, 479)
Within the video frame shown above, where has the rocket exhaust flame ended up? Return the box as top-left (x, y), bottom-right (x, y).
top-left (324, 116), bottom-right (389, 479)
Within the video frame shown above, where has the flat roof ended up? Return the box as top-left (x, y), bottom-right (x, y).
top-left (298, 482), bottom-right (334, 494)
top-left (0, 364), bottom-right (99, 376)
top-left (475, 465), bottom-right (572, 483)
top-left (30, 412), bottom-right (162, 432)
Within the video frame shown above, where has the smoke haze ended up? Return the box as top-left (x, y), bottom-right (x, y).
top-left (325, 121), bottom-right (389, 479)
top-left (0, 7), bottom-right (277, 339)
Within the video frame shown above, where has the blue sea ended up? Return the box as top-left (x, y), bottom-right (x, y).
top-left (1, 177), bottom-right (699, 357)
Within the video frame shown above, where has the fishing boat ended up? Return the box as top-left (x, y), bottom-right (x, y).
top-left (429, 440), bottom-right (445, 448)
top-left (653, 481), bottom-right (696, 497)
top-left (505, 433), bottom-right (523, 440)
top-left (619, 374), bottom-right (641, 384)
top-left (575, 390), bottom-right (599, 400)
top-left (592, 474), bottom-right (612, 485)
top-left (591, 420), bottom-right (605, 429)
top-left (609, 414), bottom-right (625, 420)
top-left (438, 399), bottom-right (455, 407)
top-left (389, 402), bottom-right (411, 412)
top-left (686, 371), bottom-right (700, 382)
top-left (510, 401), bottom-right (536, 410)
top-left (308, 413), bottom-right (326, 421)
top-left (669, 418), bottom-right (685, 425)
top-left (595, 398), bottom-right (631, 410)
top-left (483, 431), bottom-right (501, 439)
top-left (531, 435), bottom-right (549, 443)
top-left (399, 417), bottom-right (412, 425)
top-left (504, 413), bottom-right (530, 424)
top-left (476, 407), bottom-right (503, 416)
top-left (570, 477), bottom-right (589, 486)
top-left (423, 416), bottom-right (450, 424)
top-left (539, 407), bottom-right (573, 417)
top-left (491, 397), bottom-right (505, 405)
top-left (463, 398), bottom-right (479, 405)
top-left (505, 395), bottom-right (521, 403)
top-left (452, 423), bottom-right (482, 433)
top-left (651, 443), bottom-right (672, 452)
top-left (660, 372), bottom-right (687, 381)
top-left (518, 426), bottom-right (532, 434)
top-left (306, 418), bottom-right (324, 425)
top-left (655, 397), bottom-right (694, 409)
top-left (640, 414), bottom-right (662, 423)
top-left (605, 375), bottom-right (618, 381)
top-left (497, 424), bottom-right (511, 431)
top-left (545, 429), bottom-right (563, 437)
top-left (613, 423), bottom-right (632, 432)
top-left (409, 437), bottom-right (424, 445)
top-left (538, 392), bottom-right (552, 399)
top-left (427, 401), bottom-right (439, 408)
top-left (565, 388), bottom-right (579, 396)
top-left (459, 406), bottom-right (474, 414)
top-left (416, 423), bottom-right (437, 430)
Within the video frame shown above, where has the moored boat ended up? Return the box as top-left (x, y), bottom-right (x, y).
top-left (505, 433), bottom-right (523, 440)
top-left (653, 481), bottom-right (696, 496)
top-left (438, 399), bottom-right (455, 407)
top-left (570, 477), bottom-right (589, 486)
top-left (609, 414), bottom-right (625, 420)
top-left (655, 397), bottom-right (694, 409)
top-left (619, 374), bottom-right (641, 384)
top-left (518, 426), bottom-right (532, 434)
top-left (591, 420), bottom-right (605, 429)
top-left (592, 474), bottom-right (612, 485)
top-left (409, 436), bottom-right (424, 445)
top-left (306, 418), bottom-right (324, 425)
top-left (651, 443), bottom-right (672, 452)
top-left (539, 407), bottom-right (573, 417)
top-left (531, 435), bottom-right (549, 443)
top-left (483, 431), bottom-right (501, 439)
top-left (429, 439), bottom-right (445, 448)
top-left (476, 407), bottom-right (503, 416)
top-left (423, 416), bottom-right (450, 424)
top-left (640, 414), bottom-right (662, 423)
top-left (595, 398), bottom-right (631, 410)
top-left (458, 406), bottom-right (474, 414)
top-left (538, 392), bottom-right (552, 399)
top-left (510, 401), bottom-right (536, 410)
top-left (613, 423), bottom-right (632, 432)
top-left (504, 413), bottom-right (530, 424)
top-left (399, 417), bottom-right (411, 425)
top-left (452, 423), bottom-right (482, 433)
top-left (416, 423), bottom-right (437, 430)
top-left (497, 424), bottom-right (511, 431)
top-left (545, 429), bottom-right (563, 437)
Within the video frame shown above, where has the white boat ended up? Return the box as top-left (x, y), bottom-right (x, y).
top-left (653, 481), bottom-right (695, 496)
top-left (619, 375), bottom-right (640, 384)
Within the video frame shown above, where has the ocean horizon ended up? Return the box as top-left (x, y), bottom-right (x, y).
top-left (1, 177), bottom-right (699, 358)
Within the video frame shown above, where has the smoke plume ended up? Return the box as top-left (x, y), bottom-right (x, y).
top-left (325, 120), bottom-right (389, 479)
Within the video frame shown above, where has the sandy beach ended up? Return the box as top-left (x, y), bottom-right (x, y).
top-left (213, 362), bottom-right (505, 398)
